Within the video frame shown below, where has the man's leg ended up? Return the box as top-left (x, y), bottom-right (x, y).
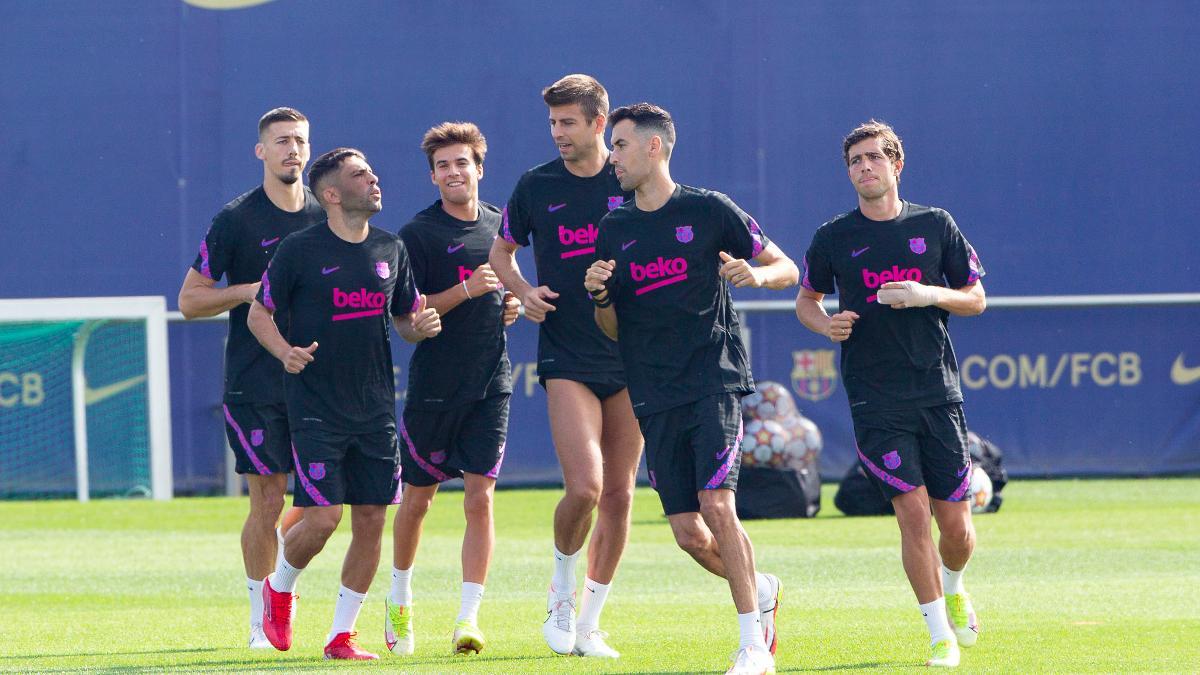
top-left (893, 487), bottom-right (958, 666)
top-left (262, 504), bottom-right (342, 651)
top-left (243, 473), bottom-right (288, 647)
top-left (933, 497), bottom-right (979, 648)
top-left (385, 482), bottom-right (437, 655)
top-left (454, 472), bottom-right (495, 654)
top-left (543, 379), bottom-right (604, 653)
top-left (322, 504), bottom-right (386, 660)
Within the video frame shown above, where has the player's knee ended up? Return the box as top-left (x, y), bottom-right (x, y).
top-left (699, 495), bottom-right (736, 530)
top-left (673, 526), bottom-right (712, 557)
top-left (563, 481), bottom-right (602, 511)
top-left (462, 490), bottom-right (493, 523)
top-left (597, 484), bottom-right (634, 519)
top-left (940, 518), bottom-right (975, 551)
top-left (305, 510), bottom-right (342, 540)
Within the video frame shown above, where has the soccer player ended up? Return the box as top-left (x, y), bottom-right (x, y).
top-left (177, 107), bottom-right (321, 649)
top-left (584, 103), bottom-right (797, 675)
top-left (247, 148), bottom-right (441, 660)
top-left (794, 120), bottom-right (987, 668)
top-left (385, 122), bottom-right (521, 657)
top-left (489, 74), bottom-right (642, 658)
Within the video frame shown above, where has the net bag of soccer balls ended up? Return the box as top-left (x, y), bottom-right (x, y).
top-left (735, 382), bottom-right (822, 518)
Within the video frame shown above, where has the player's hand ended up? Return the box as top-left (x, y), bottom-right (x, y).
top-left (877, 280), bottom-right (940, 309)
top-left (242, 281), bottom-right (262, 304)
top-left (284, 341), bottom-right (318, 374)
top-left (501, 291), bottom-right (520, 327)
top-left (522, 286), bottom-right (558, 323)
top-left (411, 294), bottom-right (442, 338)
top-left (464, 263), bottom-right (500, 299)
top-left (718, 251), bottom-right (762, 288)
top-left (827, 311), bottom-right (859, 343)
top-left (584, 259), bottom-right (615, 294)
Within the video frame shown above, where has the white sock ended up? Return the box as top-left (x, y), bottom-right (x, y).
top-left (942, 563), bottom-right (966, 596)
top-left (270, 559), bottom-right (302, 593)
top-left (576, 578), bottom-right (610, 632)
top-left (919, 597), bottom-right (955, 645)
top-left (274, 527), bottom-right (286, 571)
top-left (457, 582), bottom-right (485, 624)
top-left (551, 545), bottom-right (579, 595)
top-left (327, 585), bottom-right (367, 643)
top-left (247, 577), bottom-right (264, 628)
top-left (737, 610), bottom-right (767, 650)
top-left (755, 572), bottom-right (773, 608)
top-left (389, 566), bottom-right (413, 606)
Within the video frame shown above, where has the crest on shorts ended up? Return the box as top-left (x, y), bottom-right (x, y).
top-left (675, 225), bottom-right (693, 243)
top-left (308, 462), bottom-right (326, 480)
top-left (883, 450), bottom-right (902, 470)
top-left (250, 429), bottom-right (264, 447)
top-left (375, 261), bottom-right (391, 278)
top-left (430, 450), bottom-right (447, 464)
top-left (909, 237), bottom-right (926, 254)
top-left (607, 195), bottom-right (625, 211)
top-left (791, 349), bottom-right (838, 402)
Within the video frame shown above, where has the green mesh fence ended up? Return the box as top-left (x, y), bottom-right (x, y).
top-left (0, 320), bottom-right (151, 499)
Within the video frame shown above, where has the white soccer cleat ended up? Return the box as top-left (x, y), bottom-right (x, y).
top-left (727, 645), bottom-right (776, 674)
top-left (758, 573), bottom-right (782, 655)
top-left (573, 628), bottom-right (619, 658)
top-left (384, 598), bottom-right (414, 655)
top-left (926, 638), bottom-right (961, 668)
top-left (248, 623), bottom-right (272, 649)
top-left (542, 589), bottom-right (577, 655)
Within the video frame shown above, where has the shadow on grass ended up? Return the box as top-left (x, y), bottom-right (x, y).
top-left (5, 651), bottom-right (564, 673)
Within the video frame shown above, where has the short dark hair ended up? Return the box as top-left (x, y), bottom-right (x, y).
top-left (843, 120), bottom-right (904, 166)
top-left (608, 103), bottom-right (676, 157)
top-left (420, 122), bottom-right (487, 170)
top-left (307, 148), bottom-right (366, 205)
top-left (257, 107), bottom-right (307, 138)
top-left (542, 74), bottom-right (609, 121)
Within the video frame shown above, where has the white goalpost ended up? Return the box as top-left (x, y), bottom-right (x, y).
top-left (0, 296), bottom-right (173, 501)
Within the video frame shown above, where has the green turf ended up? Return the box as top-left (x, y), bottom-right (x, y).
top-left (1, 478), bottom-right (1197, 673)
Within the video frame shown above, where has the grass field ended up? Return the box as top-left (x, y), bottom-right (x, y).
top-left (1, 478), bottom-right (1197, 673)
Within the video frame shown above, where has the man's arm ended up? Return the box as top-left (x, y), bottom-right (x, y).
top-left (177, 268), bottom-right (259, 319)
top-left (877, 280), bottom-right (987, 316)
top-left (584, 259), bottom-right (618, 341)
top-left (718, 242), bottom-right (799, 290)
top-left (795, 288), bottom-right (858, 343)
top-left (489, 236), bottom-right (558, 322)
top-left (247, 300), bottom-right (317, 373)
top-left (392, 294), bottom-right (443, 344)
top-left (423, 263), bottom-right (500, 317)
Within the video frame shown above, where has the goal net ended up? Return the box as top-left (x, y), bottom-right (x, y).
top-left (0, 297), bottom-right (172, 500)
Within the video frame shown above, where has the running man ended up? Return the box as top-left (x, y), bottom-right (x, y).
top-left (177, 107), bottom-right (320, 649)
top-left (248, 148), bottom-right (441, 660)
top-left (385, 122), bottom-right (521, 657)
top-left (585, 103), bottom-right (798, 675)
top-left (489, 74), bottom-right (642, 658)
top-left (795, 120), bottom-right (987, 668)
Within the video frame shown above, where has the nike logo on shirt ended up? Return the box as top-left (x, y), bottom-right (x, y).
top-left (851, 247), bottom-right (869, 257)
top-left (261, 237), bottom-right (280, 247)
top-left (622, 240), bottom-right (637, 251)
top-left (321, 266), bottom-right (339, 275)
top-left (447, 243), bottom-right (466, 253)
top-left (548, 203), bottom-right (567, 212)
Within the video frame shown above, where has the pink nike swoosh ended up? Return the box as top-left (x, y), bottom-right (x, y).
top-left (261, 237), bottom-right (280, 247)
top-left (447, 243), bottom-right (465, 253)
top-left (851, 247), bottom-right (869, 257)
top-left (716, 445), bottom-right (731, 460)
top-left (622, 240), bottom-right (636, 250)
top-left (548, 203), bottom-right (567, 212)
top-left (321, 266), bottom-right (339, 275)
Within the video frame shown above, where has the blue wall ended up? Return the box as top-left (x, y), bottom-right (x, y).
top-left (2, 1), bottom-right (1197, 490)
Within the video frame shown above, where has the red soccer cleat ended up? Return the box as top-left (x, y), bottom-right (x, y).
top-left (324, 631), bottom-right (379, 660)
top-left (261, 577), bottom-right (296, 651)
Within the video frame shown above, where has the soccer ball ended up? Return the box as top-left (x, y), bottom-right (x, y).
top-left (968, 466), bottom-right (993, 513)
top-left (741, 418), bottom-right (790, 468)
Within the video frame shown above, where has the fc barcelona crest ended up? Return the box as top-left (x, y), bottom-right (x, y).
top-left (791, 349), bottom-right (838, 402)
top-left (308, 462), bottom-right (326, 480)
top-left (250, 429), bottom-right (264, 447)
top-left (607, 195), bottom-right (625, 211)
top-left (676, 225), bottom-right (694, 243)
top-left (375, 261), bottom-right (391, 278)
top-left (909, 237), bottom-right (926, 254)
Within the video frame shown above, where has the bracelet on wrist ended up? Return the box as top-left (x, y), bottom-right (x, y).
top-left (592, 294), bottom-right (612, 308)
top-left (461, 280), bottom-right (472, 299)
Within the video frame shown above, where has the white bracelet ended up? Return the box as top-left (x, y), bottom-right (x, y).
top-left (461, 280), bottom-right (472, 299)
